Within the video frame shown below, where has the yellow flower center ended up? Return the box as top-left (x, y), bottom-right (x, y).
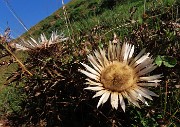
top-left (100, 61), bottom-right (137, 92)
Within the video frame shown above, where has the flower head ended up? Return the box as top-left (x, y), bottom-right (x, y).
top-left (13, 31), bottom-right (68, 51)
top-left (80, 42), bottom-right (161, 112)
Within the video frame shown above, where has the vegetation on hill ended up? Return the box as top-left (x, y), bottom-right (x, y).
top-left (0, 0), bottom-right (179, 126)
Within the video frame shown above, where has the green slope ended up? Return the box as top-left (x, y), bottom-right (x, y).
top-left (14, 0), bottom-right (147, 41)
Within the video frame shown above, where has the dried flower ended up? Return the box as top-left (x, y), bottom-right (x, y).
top-left (80, 42), bottom-right (161, 112)
top-left (14, 31), bottom-right (68, 50)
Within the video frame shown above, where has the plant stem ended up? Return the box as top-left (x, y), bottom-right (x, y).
top-left (3, 44), bottom-right (33, 76)
top-left (164, 79), bottom-right (168, 116)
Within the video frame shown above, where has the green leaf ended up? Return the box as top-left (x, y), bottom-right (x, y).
top-left (155, 55), bottom-right (162, 66)
top-left (138, 16), bottom-right (143, 24)
top-left (98, 42), bottom-right (104, 49)
top-left (161, 56), bottom-right (177, 67)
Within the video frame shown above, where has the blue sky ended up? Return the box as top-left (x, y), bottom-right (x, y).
top-left (0, 0), bottom-right (71, 39)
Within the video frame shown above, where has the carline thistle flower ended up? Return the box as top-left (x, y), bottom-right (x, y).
top-left (13, 31), bottom-right (68, 51)
top-left (79, 42), bottom-right (162, 112)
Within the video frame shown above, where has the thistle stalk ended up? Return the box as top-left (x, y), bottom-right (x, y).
top-left (3, 44), bottom-right (33, 76)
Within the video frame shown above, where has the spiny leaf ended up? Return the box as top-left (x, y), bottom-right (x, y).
top-left (161, 56), bottom-right (177, 68)
top-left (155, 55), bottom-right (162, 66)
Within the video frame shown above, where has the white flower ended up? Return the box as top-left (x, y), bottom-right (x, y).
top-left (79, 42), bottom-right (162, 112)
top-left (14, 31), bottom-right (68, 50)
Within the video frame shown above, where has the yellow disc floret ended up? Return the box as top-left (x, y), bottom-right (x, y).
top-left (101, 61), bottom-right (137, 92)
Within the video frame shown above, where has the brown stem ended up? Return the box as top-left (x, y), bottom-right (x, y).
top-left (3, 44), bottom-right (33, 76)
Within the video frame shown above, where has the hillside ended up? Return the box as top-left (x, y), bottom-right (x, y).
top-left (15, 0), bottom-right (146, 41)
top-left (0, 0), bottom-right (179, 126)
